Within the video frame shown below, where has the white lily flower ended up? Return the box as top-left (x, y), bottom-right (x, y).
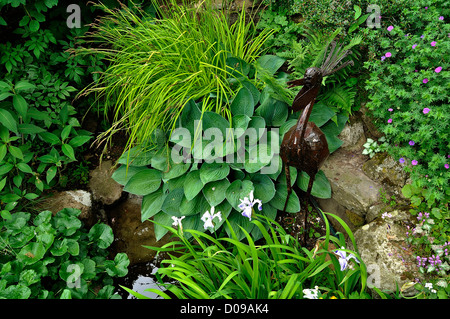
top-left (201, 206), bottom-right (222, 230)
top-left (334, 247), bottom-right (360, 271)
top-left (238, 190), bottom-right (262, 221)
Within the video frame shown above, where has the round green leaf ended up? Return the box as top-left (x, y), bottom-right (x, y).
top-left (88, 223), bottom-right (114, 249)
top-left (18, 242), bottom-right (46, 265)
top-left (123, 169), bottom-right (161, 196)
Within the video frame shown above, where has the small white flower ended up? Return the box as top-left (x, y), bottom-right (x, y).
top-left (201, 206), bottom-right (222, 230)
top-left (303, 286), bottom-right (320, 299)
top-left (238, 190), bottom-right (262, 221)
top-left (171, 216), bottom-right (185, 230)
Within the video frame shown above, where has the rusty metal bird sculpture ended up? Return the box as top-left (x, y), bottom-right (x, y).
top-left (280, 41), bottom-right (354, 245)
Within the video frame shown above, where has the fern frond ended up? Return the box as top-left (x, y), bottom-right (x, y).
top-left (322, 84), bottom-right (356, 114)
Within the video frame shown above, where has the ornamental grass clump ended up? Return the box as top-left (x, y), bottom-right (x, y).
top-left (364, 0), bottom-right (449, 203)
top-left (76, 0), bottom-right (272, 152)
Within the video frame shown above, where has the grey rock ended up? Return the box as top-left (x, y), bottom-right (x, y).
top-left (352, 210), bottom-right (422, 297)
top-left (88, 160), bottom-right (123, 206)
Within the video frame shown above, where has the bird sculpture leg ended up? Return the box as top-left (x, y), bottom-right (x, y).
top-left (303, 173), bottom-right (315, 246)
top-left (282, 165), bottom-right (291, 214)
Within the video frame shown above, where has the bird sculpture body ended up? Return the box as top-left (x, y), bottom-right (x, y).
top-left (280, 42), bottom-right (354, 245)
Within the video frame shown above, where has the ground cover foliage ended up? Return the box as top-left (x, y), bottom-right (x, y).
top-left (0, 0), bottom-right (448, 299)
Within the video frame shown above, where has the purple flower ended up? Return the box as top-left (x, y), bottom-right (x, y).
top-left (387, 25), bottom-right (394, 31)
top-left (423, 107), bottom-right (430, 114)
top-left (435, 66), bottom-right (442, 73)
top-left (421, 35), bottom-right (425, 39)
top-left (411, 160), bottom-right (418, 166)
top-left (388, 108), bottom-right (393, 112)
top-left (445, 164), bottom-right (449, 169)
top-left (412, 44), bottom-right (417, 49)
top-left (334, 247), bottom-right (360, 271)
top-left (381, 56), bottom-right (386, 61)
top-left (388, 118), bottom-right (393, 123)
top-left (431, 41), bottom-right (437, 46)
top-left (409, 140), bottom-right (415, 146)
top-left (423, 78), bottom-right (428, 83)
top-left (439, 16), bottom-right (444, 20)
top-left (399, 158), bottom-right (405, 164)
top-left (385, 52), bottom-right (392, 57)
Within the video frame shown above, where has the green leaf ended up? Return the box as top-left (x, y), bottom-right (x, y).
top-left (161, 188), bottom-right (184, 216)
top-left (61, 143), bottom-right (76, 161)
top-left (29, 20), bottom-right (40, 32)
top-left (123, 169), bottom-right (161, 196)
top-left (88, 224), bottom-right (114, 249)
top-left (269, 183), bottom-right (300, 213)
top-left (61, 125), bottom-right (72, 142)
top-left (105, 253), bottom-right (129, 277)
top-left (225, 179), bottom-right (254, 210)
top-left (0, 163), bottom-right (14, 175)
top-left (141, 188), bottom-right (166, 221)
top-left (202, 111), bottom-right (230, 138)
top-left (202, 178), bottom-right (230, 207)
top-left (251, 173), bottom-right (275, 203)
top-left (256, 55), bottom-right (285, 75)
top-left (255, 96), bottom-right (288, 127)
top-left (162, 160), bottom-right (191, 181)
top-left (39, 132), bottom-right (61, 145)
top-left (18, 123), bottom-right (45, 134)
top-left (111, 165), bottom-right (148, 185)
top-left (8, 145), bottom-right (23, 160)
top-left (17, 242), bottom-right (46, 265)
top-left (46, 166), bottom-right (58, 184)
top-left (297, 170), bottom-right (331, 199)
top-left (15, 81), bottom-right (35, 92)
top-left (199, 162), bottom-right (230, 184)
top-left (183, 170), bottom-right (204, 200)
top-left (0, 144), bottom-right (6, 162)
top-left (153, 211), bottom-right (173, 241)
top-left (230, 87), bottom-right (254, 117)
top-left (69, 135), bottom-right (92, 148)
top-left (0, 109), bottom-right (18, 134)
top-left (17, 162), bottom-right (33, 174)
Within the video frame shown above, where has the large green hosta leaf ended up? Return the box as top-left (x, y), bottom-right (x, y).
top-left (269, 183), bottom-right (300, 213)
top-left (202, 178), bottom-right (230, 207)
top-left (123, 169), bottom-right (161, 196)
top-left (297, 170), bottom-right (331, 199)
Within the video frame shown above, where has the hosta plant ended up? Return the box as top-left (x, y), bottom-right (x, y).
top-left (110, 54), bottom-right (352, 242)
